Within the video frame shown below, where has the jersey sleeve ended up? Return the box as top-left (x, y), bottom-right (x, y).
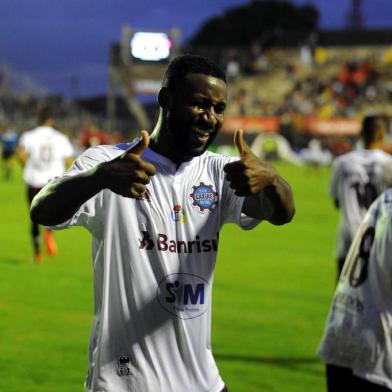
top-left (218, 155), bottom-right (261, 230)
top-left (18, 132), bottom-right (28, 150)
top-left (49, 146), bottom-right (115, 237)
top-left (329, 157), bottom-right (342, 202)
top-left (372, 193), bottom-right (392, 278)
top-left (61, 135), bottom-right (75, 159)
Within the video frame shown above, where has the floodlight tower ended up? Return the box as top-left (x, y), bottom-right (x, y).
top-left (107, 25), bottom-right (181, 133)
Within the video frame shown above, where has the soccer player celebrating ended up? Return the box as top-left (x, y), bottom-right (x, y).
top-left (329, 115), bottom-right (392, 279)
top-left (319, 183), bottom-right (392, 391)
top-left (18, 105), bottom-right (74, 263)
top-left (30, 55), bottom-right (294, 392)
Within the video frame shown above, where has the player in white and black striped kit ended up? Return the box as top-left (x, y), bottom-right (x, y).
top-left (319, 185), bottom-right (392, 391)
top-left (30, 55), bottom-right (295, 392)
top-left (329, 115), bottom-right (392, 278)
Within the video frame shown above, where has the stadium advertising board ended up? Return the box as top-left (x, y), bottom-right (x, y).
top-left (306, 118), bottom-right (361, 136)
top-left (222, 116), bottom-right (361, 136)
top-left (222, 116), bottom-right (280, 133)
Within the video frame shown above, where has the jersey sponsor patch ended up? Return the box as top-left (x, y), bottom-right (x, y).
top-left (138, 231), bottom-right (219, 253)
top-left (157, 273), bottom-right (208, 319)
top-left (190, 182), bottom-right (218, 212)
top-left (170, 204), bottom-right (187, 224)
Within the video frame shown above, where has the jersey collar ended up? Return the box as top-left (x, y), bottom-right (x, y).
top-left (143, 147), bottom-right (201, 173)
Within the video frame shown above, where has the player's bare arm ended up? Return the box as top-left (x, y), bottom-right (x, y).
top-left (224, 129), bottom-right (295, 225)
top-left (30, 131), bottom-right (156, 226)
top-left (16, 146), bottom-right (28, 166)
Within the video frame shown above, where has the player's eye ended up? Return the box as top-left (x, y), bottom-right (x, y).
top-left (214, 104), bottom-right (226, 114)
top-left (193, 100), bottom-right (209, 109)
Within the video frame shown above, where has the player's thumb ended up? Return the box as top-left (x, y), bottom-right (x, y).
top-left (130, 130), bottom-right (149, 156)
top-left (234, 129), bottom-right (249, 158)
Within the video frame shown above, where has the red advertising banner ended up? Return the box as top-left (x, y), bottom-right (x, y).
top-left (305, 118), bottom-right (361, 136)
top-left (222, 116), bottom-right (280, 133)
top-left (222, 116), bottom-right (361, 136)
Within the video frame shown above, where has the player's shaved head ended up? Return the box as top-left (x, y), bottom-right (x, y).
top-left (162, 54), bottom-right (226, 90)
top-left (362, 115), bottom-right (387, 146)
top-left (36, 104), bottom-right (54, 125)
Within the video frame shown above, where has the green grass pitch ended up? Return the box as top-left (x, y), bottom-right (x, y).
top-left (0, 163), bottom-right (338, 391)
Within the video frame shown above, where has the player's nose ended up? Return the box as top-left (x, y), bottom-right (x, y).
top-left (201, 106), bottom-right (218, 127)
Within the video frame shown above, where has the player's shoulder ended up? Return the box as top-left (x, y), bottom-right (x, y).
top-left (20, 128), bottom-right (35, 139)
top-left (334, 150), bottom-right (365, 167)
top-left (373, 149), bottom-right (392, 161)
top-left (18, 128), bottom-right (36, 145)
top-left (365, 189), bottom-right (392, 226)
top-left (79, 143), bottom-right (129, 162)
top-left (331, 151), bottom-right (351, 170)
top-left (379, 188), bottom-right (392, 208)
top-left (202, 150), bottom-right (238, 166)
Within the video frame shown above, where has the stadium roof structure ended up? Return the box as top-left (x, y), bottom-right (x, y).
top-left (317, 29), bottom-right (392, 47)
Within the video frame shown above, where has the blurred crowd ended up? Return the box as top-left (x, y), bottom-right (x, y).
top-left (2, 45), bottom-right (392, 171)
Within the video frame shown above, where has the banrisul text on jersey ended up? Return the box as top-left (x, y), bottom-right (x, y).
top-left (138, 231), bottom-right (219, 253)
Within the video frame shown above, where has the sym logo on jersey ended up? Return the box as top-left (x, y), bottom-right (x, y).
top-left (190, 182), bottom-right (218, 212)
top-left (138, 231), bottom-right (219, 253)
top-left (157, 273), bottom-right (208, 319)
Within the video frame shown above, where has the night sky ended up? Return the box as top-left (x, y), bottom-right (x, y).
top-left (1, 0), bottom-right (392, 97)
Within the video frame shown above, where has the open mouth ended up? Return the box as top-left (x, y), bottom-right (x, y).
top-left (193, 128), bottom-right (212, 137)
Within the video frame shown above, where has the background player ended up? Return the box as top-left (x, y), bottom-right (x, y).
top-left (29, 55), bottom-right (294, 392)
top-left (329, 115), bottom-right (392, 278)
top-left (18, 105), bottom-right (74, 263)
top-left (319, 180), bottom-right (392, 391)
top-left (1, 125), bottom-right (18, 181)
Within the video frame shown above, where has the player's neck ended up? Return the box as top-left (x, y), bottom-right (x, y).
top-left (366, 141), bottom-right (383, 150)
top-left (149, 116), bottom-right (189, 166)
top-left (41, 119), bottom-right (54, 127)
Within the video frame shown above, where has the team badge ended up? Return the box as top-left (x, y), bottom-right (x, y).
top-left (190, 182), bottom-right (218, 212)
top-left (170, 204), bottom-right (187, 224)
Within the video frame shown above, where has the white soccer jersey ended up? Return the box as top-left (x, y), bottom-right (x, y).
top-left (51, 142), bottom-right (260, 392)
top-left (319, 188), bottom-right (392, 389)
top-left (19, 126), bottom-right (74, 188)
top-left (329, 149), bottom-right (392, 259)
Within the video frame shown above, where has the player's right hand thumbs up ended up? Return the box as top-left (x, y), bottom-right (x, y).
top-left (96, 130), bottom-right (157, 198)
top-left (128, 129), bottom-right (150, 156)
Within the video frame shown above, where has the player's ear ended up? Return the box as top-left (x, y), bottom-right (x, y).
top-left (158, 87), bottom-right (172, 109)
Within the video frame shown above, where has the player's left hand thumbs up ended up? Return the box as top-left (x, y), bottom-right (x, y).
top-left (234, 128), bottom-right (250, 158)
top-left (223, 129), bottom-right (278, 196)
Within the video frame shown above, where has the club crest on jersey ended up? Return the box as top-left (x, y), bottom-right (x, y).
top-left (170, 204), bottom-right (187, 224)
top-left (190, 182), bottom-right (218, 212)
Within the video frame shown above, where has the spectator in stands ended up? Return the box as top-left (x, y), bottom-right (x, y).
top-left (78, 122), bottom-right (109, 150)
